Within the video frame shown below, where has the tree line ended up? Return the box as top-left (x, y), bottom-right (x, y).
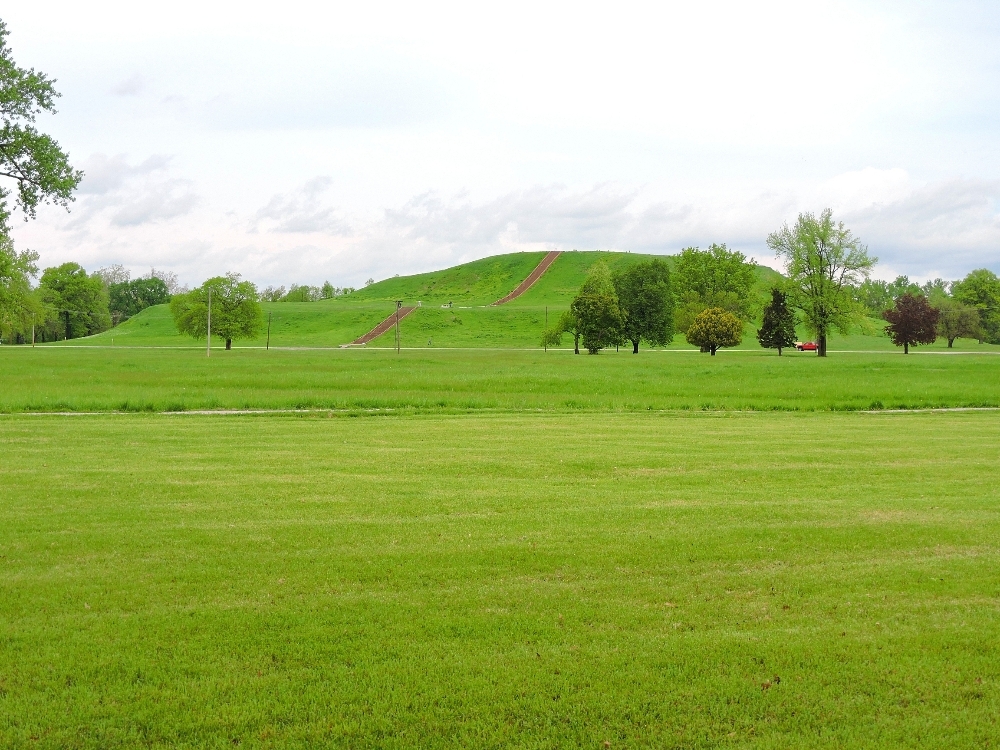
top-left (0, 247), bottom-right (180, 343)
top-left (543, 210), bottom-right (1000, 356)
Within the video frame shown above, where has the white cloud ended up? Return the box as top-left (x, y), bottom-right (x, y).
top-left (5, 0), bottom-right (1000, 287)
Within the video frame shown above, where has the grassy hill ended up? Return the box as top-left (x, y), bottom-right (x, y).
top-left (50, 250), bottom-right (991, 351)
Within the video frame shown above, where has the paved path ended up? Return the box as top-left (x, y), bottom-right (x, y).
top-left (348, 306), bottom-right (416, 345)
top-left (492, 251), bottom-right (562, 305)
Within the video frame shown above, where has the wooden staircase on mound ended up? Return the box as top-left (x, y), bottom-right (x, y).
top-left (491, 251), bottom-right (562, 306)
top-left (347, 306), bottom-right (417, 346)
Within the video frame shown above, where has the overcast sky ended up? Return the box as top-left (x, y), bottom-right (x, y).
top-left (5, 0), bottom-right (1000, 287)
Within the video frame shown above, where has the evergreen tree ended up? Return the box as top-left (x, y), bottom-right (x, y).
top-left (757, 288), bottom-right (797, 355)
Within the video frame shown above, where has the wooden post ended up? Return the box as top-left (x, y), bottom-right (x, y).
top-left (395, 300), bottom-right (402, 353)
top-left (266, 311), bottom-right (272, 350)
top-left (207, 288), bottom-right (212, 358)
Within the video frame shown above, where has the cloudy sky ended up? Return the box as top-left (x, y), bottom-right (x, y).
top-left (5, 0), bottom-right (1000, 287)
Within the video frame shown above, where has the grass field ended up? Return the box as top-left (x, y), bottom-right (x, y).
top-left (2, 347), bottom-right (1000, 413)
top-left (2, 410), bottom-right (999, 747)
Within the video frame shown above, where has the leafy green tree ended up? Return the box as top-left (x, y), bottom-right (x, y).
top-left (570, 262), bottom-right (625, 354)
top-left (935, 298), bottom-right (980, 348)
top-left (952, 269), bottom-right (1000, 344)
top-left (38, 263), bottom-right (111, 340)
top-left (883, 293), bottom-right (939, 354)
top-left (612, 258), bottom-right (675, 353)
top-left (0, 235), bottom-right (43, 341)
top-left (0, 21), bottom-right (82, 234)
top-left (672, 244), bottom-right (758, 333)
top-left (854, 279), bottom-right (892, 317)
top-left (281, 284), bottom-right (319, 302)
top-left (171, 273), bottom-right (263, 349)
top-left (767, 209), bottom-right (876, 357)
top-left (757, 288), bottom-right (797, 355)
top-left (685, 307), bottom-right (743, 355)
top-left (541, 309), bottom-right (582, 353)
top-left (321, 281), bottom-right (335, 299)
top-left (920, 278), bottom-right (950, 305)
top-left (260, 285), bottom-right (286, 302)
top-left (108, 277), bottom-right (170, 323)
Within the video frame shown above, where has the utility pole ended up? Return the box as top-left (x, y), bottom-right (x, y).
top-left (207, 288), bottom-right (212, 358)
top-left (31, 312), bottom-right (35, 347)
top-left (395, 300), bottom-right (402, 354)
top-left (544, 306), bottom-right (548, 352)
top-left (266, 311), bottom-right (272, 350)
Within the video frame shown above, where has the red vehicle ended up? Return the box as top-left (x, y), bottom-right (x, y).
top-left (795, 341), bottom-right (818, 351)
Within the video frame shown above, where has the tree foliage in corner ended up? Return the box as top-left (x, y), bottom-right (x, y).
top-left (767, 209), bottom-right (875, 357)
top-left (883, 293), bottom-right (939, 354)
top-left (171, 273), bottom-right (263, 350)
top-left (952, 269), bottom-right (1000, 344)
top-left (757, 288), bottom-right (797, 355)
top-left (0, 21), bottom-right (82, 234)
top-left (686, 307), bottom-right (743, 355)
top-left (672, 244), bottom-right (758, 334)
top-left (570, 261), bottom-right (625, 354)
top-left (612, 258), bottom-right (675, 353)
top-left (0, 234), bottom-right (42, 340)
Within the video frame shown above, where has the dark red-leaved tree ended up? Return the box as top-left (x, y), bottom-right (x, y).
top-left (883, 293), bottom-right (939, 354)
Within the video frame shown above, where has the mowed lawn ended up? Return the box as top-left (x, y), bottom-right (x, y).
top-left (2, 347), bottom-right (1000, 413)
top-left (2, 411), bottom-right (999, 748)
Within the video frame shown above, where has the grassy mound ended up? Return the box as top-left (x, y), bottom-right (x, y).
top-left (46, 249), bottom-right (980, 351)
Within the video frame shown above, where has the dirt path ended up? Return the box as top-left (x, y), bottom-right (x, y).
top-left (347, 306), bottom-right (417, 345)
top-left (492, 251), bottom-right (562, 305)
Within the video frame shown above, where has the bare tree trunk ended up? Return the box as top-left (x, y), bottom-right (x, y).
top-left (632, 339), bottom-right (639, 354)
top-left (778, 346), bottom-right (782, 356)
top-left (710, 345), bottom-right (717, 356)
top-left (948, 338), bottom-right (954, 348)
top-left (818, 334), bottom-right (827, 357)
top-left (574, 333), bottom-right (580, 354)
top-left (226, 338), bottom-right (232, 350)
top-left (904, 342), bottom-right (909, 354)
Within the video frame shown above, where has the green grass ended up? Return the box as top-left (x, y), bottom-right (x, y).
top-left (1, 347), bottom-right (999, 413)
top-left (2, 410), bottom-right (999, 747)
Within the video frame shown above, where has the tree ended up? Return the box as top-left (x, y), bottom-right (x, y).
top-left (0, 234), bottom-right (43, 341)
top-left (883, 293), bottom-right (939, 354)
top-left (686, 307), bottom-right (743, 355)
top-left (672, 244), bottom-right (758, 334)
top-left (541, 309), bottom-right (582, 353)
top-left (570, 262), bottom-right (625, 354)
top-left (920, 278), bottom-right (950, 305)
top-left (38, 263), bottom-right (111, 339)
top-left (148, 267), bottom-right (185, 295)
top-left (612, 258), bottom-right (675, 353)
top-left (321, 281), bottom-right (335, 299)
top-left (767, 209), bottom-right (876, 357)
top-left (108, 276), bottom-right (170, 323)
top-left (0, 21), bottom-right (82, 235)
top-left (260, 285), bottom-right (286, 302)
top-left (170, 273), bottom-right (263, 349)
top-left (757, 288), bottom-right (797, 355)
top-left (935, 298), bottom-right (980, 348)
top-left (952, 269), bottom-right (1000, 344)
